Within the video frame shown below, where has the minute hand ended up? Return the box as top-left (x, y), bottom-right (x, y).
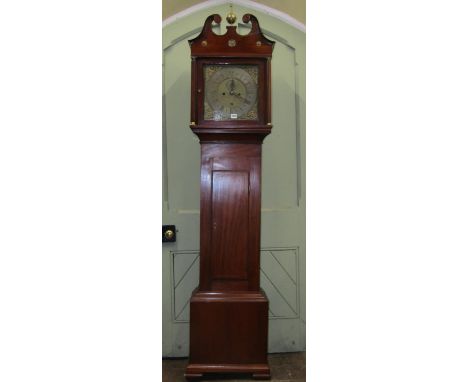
top-left (232, 93), bottom-right (249, 103)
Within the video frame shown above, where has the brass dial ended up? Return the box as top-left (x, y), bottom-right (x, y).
top-left (204, 65), bottom-right (258, 121)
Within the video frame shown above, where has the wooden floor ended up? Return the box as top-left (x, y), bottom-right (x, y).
top-left (162, 352), bottom-right (306, 381)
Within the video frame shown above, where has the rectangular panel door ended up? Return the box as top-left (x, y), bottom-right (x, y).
top-left (211, 170), bottom-right (249, 280)
top-left (199, 151), bottom-right (261, 292)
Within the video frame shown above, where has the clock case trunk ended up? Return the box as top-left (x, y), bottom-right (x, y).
top-left (185, 14), bottom-right (275, 381)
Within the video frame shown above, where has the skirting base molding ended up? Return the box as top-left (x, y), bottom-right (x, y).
top-left (185, 363), bottom-right (271, 380)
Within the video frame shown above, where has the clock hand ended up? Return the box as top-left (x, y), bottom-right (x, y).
top-left (229, 79), bottom-right (235, 94)
top-left (232, 93), bottom-right (249, 103)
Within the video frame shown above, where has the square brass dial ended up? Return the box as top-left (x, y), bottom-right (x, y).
top-left (203, 64), bottom-right (259, 121)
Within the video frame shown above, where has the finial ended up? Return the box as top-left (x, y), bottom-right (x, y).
top-left (226, 3), bottom-right (237, 25)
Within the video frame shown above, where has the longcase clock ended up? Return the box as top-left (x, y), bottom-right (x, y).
top-left (185, 13), bottom-right (275, 380)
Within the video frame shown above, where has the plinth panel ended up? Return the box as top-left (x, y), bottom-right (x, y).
top-left (187, 290), bottom-right (269, 369)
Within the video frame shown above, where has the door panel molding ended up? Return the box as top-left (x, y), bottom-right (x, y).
top-left (171, 247), bottom-right (300, 323)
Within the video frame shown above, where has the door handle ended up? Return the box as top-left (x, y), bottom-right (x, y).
top-left (162, 225), bottom-right (176, 243)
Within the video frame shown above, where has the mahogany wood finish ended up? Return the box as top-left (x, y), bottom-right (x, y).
top-left (189, 13), bottom-right (274, 136)
top-left (198, 144), bottom-right (262, 292)
top-left (189, 14), bottom-right (274, 58)
top-left (185, 13), bottom-right (275, 380)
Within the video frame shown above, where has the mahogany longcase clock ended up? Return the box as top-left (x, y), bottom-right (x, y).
top-left (185, 13), bottom-right (275, 380)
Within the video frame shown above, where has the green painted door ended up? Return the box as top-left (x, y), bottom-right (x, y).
top-left (162, 5), bottom-right (305, 357)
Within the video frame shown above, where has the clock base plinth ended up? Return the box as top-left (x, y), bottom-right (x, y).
top-left (185, 289), bottom-right (270, 380)
top-left (184, 364), bottom-right (271, 380)
top-left (183, 372), bottom-right (203, 380)
top-left (253, 372), bottom-right (272, 380)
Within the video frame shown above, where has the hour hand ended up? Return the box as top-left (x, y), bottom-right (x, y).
top-left (233, 92), bottom-right (246, 100)
top-left (229, 79), bottom-right (235, 94)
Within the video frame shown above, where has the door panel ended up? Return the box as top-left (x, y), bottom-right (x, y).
top-left (164, 41), bottom-right (200, 212)
top-left (212, 171), bottom-right (249, 280)
top-left (263, 40), bottom-right (299, 209)
top-left (163, 6), bottom-right (305, 357)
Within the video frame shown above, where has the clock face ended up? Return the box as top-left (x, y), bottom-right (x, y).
top-left (204, 65), bottom-right (259, 121)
